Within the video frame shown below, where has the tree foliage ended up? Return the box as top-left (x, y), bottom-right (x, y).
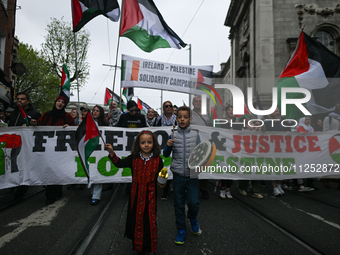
top-left (16, 42), bottom-right (60, 113)
top-left (41, 17), bottom-right (91, 91)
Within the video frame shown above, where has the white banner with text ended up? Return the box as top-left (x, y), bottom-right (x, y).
top-left (0, 126), bottom-right (339, 189)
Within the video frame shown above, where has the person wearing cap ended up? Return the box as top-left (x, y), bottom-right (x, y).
top-left (8, 92), bottom-right (41, 203)
top-left (79, 106), bottom-right (89, 123)
top-left (31, 95), bottom-right (75, 205)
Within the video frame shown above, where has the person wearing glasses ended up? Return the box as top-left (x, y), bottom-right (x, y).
top-left (155, 101), bottom-right (177, 127)
top-left (155, 101), bottom-right (177, 200)
top-left (116, 100), bottom-right (147, 128)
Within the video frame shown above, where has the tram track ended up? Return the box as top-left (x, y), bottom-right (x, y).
top-left (233, 195), bottom-right (329, 255)
top-left (288, 190), bottom-right (340, 210)
top-left (66, 183), bottom-right (123, 255)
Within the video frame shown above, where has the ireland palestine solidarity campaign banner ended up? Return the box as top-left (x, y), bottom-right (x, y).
top-left (1, 126), bottom-right (340, 189)
top-left (121, 54), bottom-right (213, 94)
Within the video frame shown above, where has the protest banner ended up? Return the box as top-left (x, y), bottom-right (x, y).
top-left (0, 126), bottom-right (339, 189)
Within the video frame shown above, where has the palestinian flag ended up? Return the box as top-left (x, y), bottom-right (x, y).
top-left (137, 98), bottom-right (151, 115)
top-left (72, 0), bottom-right (120, 32)
top-left (277, 32), bottom-right (340, 119)
top-left (60, 64), bottom-right (71, 104)
top-left (120, 0), bottom-right (186, 52)
top-left (75, 112), bottom-right (100, 181)
top-left (122, 87), bottom-right (134, 101)
top-left (17, 103), bottom-right (29, 126)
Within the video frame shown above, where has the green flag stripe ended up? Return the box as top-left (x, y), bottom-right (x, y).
top-left (122, 25), bottom-right (172, 53)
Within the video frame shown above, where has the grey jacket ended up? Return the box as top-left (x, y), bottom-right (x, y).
top-left (163, 126), bottom-right (200, 177)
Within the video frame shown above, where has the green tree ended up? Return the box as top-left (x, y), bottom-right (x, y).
top-left (42, 17), bottom-right (90, 91)
top-left (16, 42), bottom-right (60, 113)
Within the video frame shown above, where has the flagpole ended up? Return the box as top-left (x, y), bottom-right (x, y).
top-left (73, 32), bottom-right (80, 119)
top-left (114, 0), bottom-right (125, 111)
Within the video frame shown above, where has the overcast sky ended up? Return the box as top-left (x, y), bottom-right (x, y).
top-left (15, 0), bottom-right (231, 112)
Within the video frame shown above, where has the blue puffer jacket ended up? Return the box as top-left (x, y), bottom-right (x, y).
top-left (163, 126), bottom-right (200, 177)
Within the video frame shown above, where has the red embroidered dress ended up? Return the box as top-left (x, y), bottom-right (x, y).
top-left (109, 153), bottom-right (163, 253)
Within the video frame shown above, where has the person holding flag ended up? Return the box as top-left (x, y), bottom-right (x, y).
top-left (90, 105), bottom-right (108, 205)
top-left (9, 92), bottom-right (41, 127)
top-left (9, 92), bottom-right (41, 203)
top-left (31, 96), bottom-right (75, 205)
top-left (105, 130), bottom-right (165, 254)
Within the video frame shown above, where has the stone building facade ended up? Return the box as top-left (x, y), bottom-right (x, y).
top-left (218, 0), bottom-right (340, 116)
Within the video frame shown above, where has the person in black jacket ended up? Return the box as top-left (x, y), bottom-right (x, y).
top-left (9, 92), bottom-right (41, 127)
top-left (8, 92), bottom-right (41, 203)
top-left (116, 100), bottom-right (147, 128)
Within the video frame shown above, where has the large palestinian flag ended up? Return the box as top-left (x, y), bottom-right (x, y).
top-left (60, 64), bottom-right (71, 104)
top-left (277, 32), bottom-right (340, 119)
top-left (120, 0), bottom-right (186, 52)
top-left (75, 112), bottom-right (100, 180)
top-left (72, 0), bottom-right (120, 32)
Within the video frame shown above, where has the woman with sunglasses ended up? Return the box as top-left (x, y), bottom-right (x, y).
top-left (155, 101), bottom-right (177, 201)
top-left (155, 101), bottom-right (177, 127)
top-left (116, 100), bottom-right (147, 128)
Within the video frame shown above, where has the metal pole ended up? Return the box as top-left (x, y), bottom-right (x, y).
top-left (114, 0), bottom-right (124, 110)
top-left (73, 32), bottom-right (80, 121)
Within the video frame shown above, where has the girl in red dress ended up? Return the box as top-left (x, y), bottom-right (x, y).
top-left (105, 130), bottom-right (165, 254)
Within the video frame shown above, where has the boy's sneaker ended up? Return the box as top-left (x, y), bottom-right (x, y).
top-left (189, 218), bottom-right (202, 235)
top-left (219, 189), bottom-right (226, 199)
top-left (272, 187), bottom-right (281, 197)
top-left (226, 190), bottom-right (233, 199)
top-left (298, 185), bottom-right (313, 192)
top-left (238, 186), bottom-right (247, 196)
top-left (174, 230), bottom-right (186, 244)
top-left (277, 184), bottom-right (285, 195)
top-left (282, 184), bottom-right (293, 190)
top-left (252, 193), bottom-right (264, 199)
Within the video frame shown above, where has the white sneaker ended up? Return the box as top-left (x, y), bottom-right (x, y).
top-left (298, 185), bottom-right (313, 192)
top-left (277, 184), bottom-right (285, 195)
top-left (220, 189), bottom-right (226, 199)
top-left (226, 190), bottom-right (233, 199)
top-left (282, 184), bottom-right (293, 190)
top-left (273, 187), bottom-right (281, 197)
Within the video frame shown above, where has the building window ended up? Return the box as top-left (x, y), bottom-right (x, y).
top-left (315, 30), bottom-right (334, 52)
